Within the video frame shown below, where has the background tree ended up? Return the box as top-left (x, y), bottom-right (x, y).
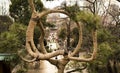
top-left (82, 0), bottom-right (120, 73)
top-left (0, 23), bottom-right (27, 53)
top-left (10, 0), bottom-right (44, 25)
top-left (58, 27), bottom-right (67, 41)
top-left (107, 4), bottom-right (120, 26)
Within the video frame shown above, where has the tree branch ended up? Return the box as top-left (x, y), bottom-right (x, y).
top-left (85, 0), bottom-right (94, 4)
top-left (18, 49), bottom-right (64, 62)
top-left (28, 0), bottom-right (36, 13)
top-left (18, 54), bottom-right (37, 63)
top-left (37, 21), bottom-right (47, 54)
top-left (18, 50), bottom-right (37, 63)
top-left (26, 12), bottom-right (40, 58)
top-left (48, 59), bottom-right (59, 66)
top-left (71, 22), bottom-right (83, 56)
top-left (68, 30), bottom-right (97, 62)
top-left (37, 50), bottom-right (65, 60)
top-left (38, 9), bottom-right (69, 18)
top-left (26, 41), bottom-right (38, 57)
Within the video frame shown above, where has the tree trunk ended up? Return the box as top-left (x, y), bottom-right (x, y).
top-left (58, 65), bottom-right (65, 73)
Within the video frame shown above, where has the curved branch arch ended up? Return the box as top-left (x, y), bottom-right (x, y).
top-left (25, 9), bottom-right (70, 61)
top-left (26, 0), bottom-right (83, 61)
top-left (22, 0), bottom-right (98, 73)
top-left (25, 6), bottom-right (89, 61)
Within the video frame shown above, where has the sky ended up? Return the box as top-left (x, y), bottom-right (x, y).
top-left (41, 0), bottom-right (65, 9)
top-left (41, 0), bottom-right (85, 8)
top-left (0, 0), bottom-right (120, 15)
top-left (42, 0), bottom-right (120, 8)
top-left (0, 0), bottom-right (11, 15)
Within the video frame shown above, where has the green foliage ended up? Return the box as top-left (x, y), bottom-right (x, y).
top-left (66, 61), bottom-right (87, 72)
top-left (77, 11), bottom-right (101, 31)
top-left (9, 23), bottom-right (27, 45)
top-left (87, 25), bottom-right (120, 73)
top-left (0, 23), bottom-right (27, 53)
top-left (64, 4), bottom-right (80, 21)
top-left (0, 15), bottom-right (13, 33)
top-left (10, 0), bottom-right (44, 25)
top-left (34, 0), bottom-right (44, 12)
top-left (108, 39), bottom-right (120, 62)
top-left (88, 42), bottom-right (112, 73)
top-left (3, 54), bottom-right (21, 69)
top-left (108, 48), bottom-right (120, 63)
top-left (58, 28), bottom-right (67, 40)
top-left (64, 4), bottom-right (101, 31)
top-left (98, 42), bottom-right (112, 63)
top-left (97, 29), bottom-right (114, 44)
top-left (71, 27), bottom-right (79, 47)
top-left (10, 0), bottom-right (30, 25)
top-left (44, 22), bottom-right (56, 27)
top-left (34, 27), bottom-right (41, 45)
top-left (0, 32), bottom-right (20, 53)
top-left (17, 69), bottom-right (26, 73)
top-left (0, 23), bottom-right (28, 72)
top-left (62, 2), bottom-right (119, 73)
top-left (72, 27), bottom-right (79, 36)
top-left (90, 42), bottom-right (112, 67)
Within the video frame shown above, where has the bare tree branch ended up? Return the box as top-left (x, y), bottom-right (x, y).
top-left (102, 0), bottom-right (111, 24)
top-left (85, 0), bottom-right (94, 4)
